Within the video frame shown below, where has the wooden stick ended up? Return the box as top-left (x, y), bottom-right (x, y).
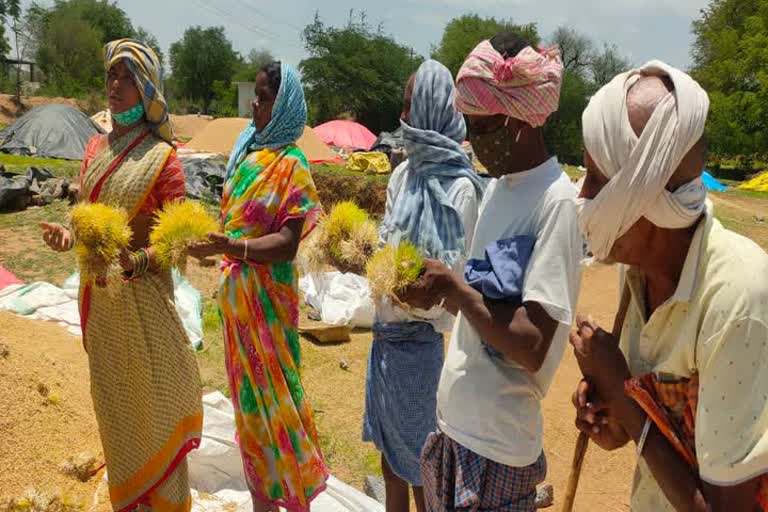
top-left (561, 431), bottom-right (589, 512)
top-left (561, 283), bottom-right (632, 512)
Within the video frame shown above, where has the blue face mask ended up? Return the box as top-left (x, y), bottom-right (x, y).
top-left (113, 102), bottom-right (145, 127)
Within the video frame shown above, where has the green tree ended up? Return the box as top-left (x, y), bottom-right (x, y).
top-left (590, 43), bottom-right (631, 87)
top-left (135, 26), bottom-right (164, 68)
top-left (691, 0), bottom-right (768, 162)
top-left (431, 14), bottom-right (539, 77)
top-left (233, 48), bottom-right (274, 82)
top-left (210, 79), bottom-right (238, 117)
top-left (544, 70), bottom-right (592, 164)
top-left (300, 12), bottom-right (422, 133)
top-left (66, 0), bottom-right (134, 43)
top-left (169, 26), bottom-right (239, 113)
top-left (28, 0), bottom-right (137, 95)
top-left (0, 1), bottom-right (20, 57)
top-left (35, 7), bottom-right (103, 96)
top-left (0, 0), bottom-right (20, 18)
top-left (549, 26), bottom-right (594, 76)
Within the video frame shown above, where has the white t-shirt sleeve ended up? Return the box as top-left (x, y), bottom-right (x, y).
top-left (522, 198), bottom-right (583, 325)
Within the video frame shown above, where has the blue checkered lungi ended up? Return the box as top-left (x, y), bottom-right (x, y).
top-left (362, 321), bottom-right (444, 486)
top-left (420, 431), bottom-right (546, 511)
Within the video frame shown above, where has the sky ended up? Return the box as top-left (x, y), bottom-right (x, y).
top-left (20, 0), bottom-right (710, 71)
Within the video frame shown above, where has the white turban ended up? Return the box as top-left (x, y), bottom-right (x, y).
top-left (577, 61), bottom-right (710, 261)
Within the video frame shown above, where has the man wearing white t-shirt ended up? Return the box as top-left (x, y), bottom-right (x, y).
top-left (400, 32), bottom-right (583, 511)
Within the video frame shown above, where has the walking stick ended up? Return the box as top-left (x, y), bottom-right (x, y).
top-left (561, 431), bottom-right (589, 512)
top-left (560, 284), bottom-right (632, 512)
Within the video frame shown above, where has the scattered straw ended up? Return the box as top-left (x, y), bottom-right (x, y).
top-left (35, 383), bottom-right (60, 406)
top-left (366, 242), bottom-right (423, 299)
top-left (0, 488), bottom-right (82, 512)
top-left (150, 200), bottom-right (219, 272)
top-left (59, 454), bottom-right (98, 483)
top-left (36, 383), bottom-right (49, 398)
top-left (69, 203), bottom-right (132, 285)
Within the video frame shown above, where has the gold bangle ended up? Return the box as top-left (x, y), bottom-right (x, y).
top-left (243, 240), bottom-right (248, 261)
top-left (130, 249), bottom-right (149, 278)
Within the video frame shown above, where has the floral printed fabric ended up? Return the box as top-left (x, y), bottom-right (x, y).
top-left (218, 145), bottom-right (326, 511)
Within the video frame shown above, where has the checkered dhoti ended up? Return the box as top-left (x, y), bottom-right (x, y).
top-left (420, 431), bottom-right (546, 512)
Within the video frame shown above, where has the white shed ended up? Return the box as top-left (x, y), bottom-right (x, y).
top-left (235, 82), bottom-right (255, 118)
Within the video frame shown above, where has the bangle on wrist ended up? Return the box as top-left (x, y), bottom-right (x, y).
top-left (243, 239), bottom-right (248, 260)
top-left (126, 248), bottom-right (149, 279)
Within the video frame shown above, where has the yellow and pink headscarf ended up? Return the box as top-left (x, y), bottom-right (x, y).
top-left (455, 40), bottom-right (564, 127)
top-left (104, 38), bottom-right (174, 145)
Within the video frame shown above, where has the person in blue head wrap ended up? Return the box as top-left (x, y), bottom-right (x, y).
top-left (362, 59), bottom-right (485, 512)
top-left (189, 62), bottom-right (327, 512)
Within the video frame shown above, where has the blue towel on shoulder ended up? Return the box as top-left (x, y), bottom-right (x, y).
top-left (464, 236), bottom-right (536, 360)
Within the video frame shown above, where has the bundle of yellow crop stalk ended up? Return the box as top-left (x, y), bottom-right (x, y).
top-left (302, 200), bottom-right (378, 274)
top-left (150, 200), bottom-right (219, 272)
top-left (366, 241), bottom-right (424, 300)
top-left (69, 203), bottom-right (132, 284)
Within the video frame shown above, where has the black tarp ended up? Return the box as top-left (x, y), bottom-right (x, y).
top-left (0, 167), bottom-right (68, 211)
top-left (371, 127), bottom-right (404, 155)
top-left (0, 104), bottom-right (103, 160)
top-left (180, 155), bottom-right (227, 203)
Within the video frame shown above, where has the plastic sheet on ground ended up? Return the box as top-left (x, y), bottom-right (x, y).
top-left (702, 171), bottom-right (727, 192)
top-left (189, 392), bottom-right (384, 512)
top-left (179, 154), bottom-right (227, 203)
top-left (0, 167), bottom-right (70, 210)
top-left (371, 127), bottom-right (404, 155)
top-left (0, 271), bottom-right (204, 348)
top-left (0, 104), bottom-right (103, 160)
top-left (0, 264), bottom-right (22, 290)
top-left (346, 152), bottom-right (392, 175)
top-left (299, 272), bottom-right (374, 329)
top-left (741, 171), bottom-right (768, 192)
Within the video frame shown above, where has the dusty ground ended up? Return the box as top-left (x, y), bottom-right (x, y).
top-left (0, 313), bottom-right (110, 511)
top-left (0, 262), bottom-right (633, 511)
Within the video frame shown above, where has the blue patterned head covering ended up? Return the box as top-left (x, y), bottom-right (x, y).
top-left (226, 63), bottom-right (307, 179)
top-left (382, 59), bottom-right (485, 266)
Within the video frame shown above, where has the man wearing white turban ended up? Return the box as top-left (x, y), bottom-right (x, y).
top-left (570, 62), bottom-right (768, 511)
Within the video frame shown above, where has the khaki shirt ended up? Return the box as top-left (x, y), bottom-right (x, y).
top-left (619, 208), bottom-right (768, 511)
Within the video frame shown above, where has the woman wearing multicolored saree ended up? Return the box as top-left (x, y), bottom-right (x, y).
top-left (188, 62), bottom-right (328, 512)
top-left (40, 39), bottom-right (203, 512)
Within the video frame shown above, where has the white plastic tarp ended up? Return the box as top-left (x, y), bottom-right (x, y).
top-left (189, 392), bottom-right (384, 512)
top-left (0, 271), bottom-right (204, 348)
top-left (299, 272), bottom-right (374, 329)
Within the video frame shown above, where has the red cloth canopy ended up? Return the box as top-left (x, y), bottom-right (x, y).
top-left (313, 120), bottom-right (377, 150)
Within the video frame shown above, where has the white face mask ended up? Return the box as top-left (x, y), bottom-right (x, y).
top-left (575, 176), bottom-right (707, 262)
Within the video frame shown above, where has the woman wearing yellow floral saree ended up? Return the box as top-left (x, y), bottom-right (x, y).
top-left (40, 39), bottom-right (203, 512)
top-left (188, 62), bottom-right (327, 512)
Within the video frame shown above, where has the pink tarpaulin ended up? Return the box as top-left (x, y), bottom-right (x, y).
top-left (313, 120), bottom-right (377, 150)
top-left (0, 265), bottom-right (22, 290)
